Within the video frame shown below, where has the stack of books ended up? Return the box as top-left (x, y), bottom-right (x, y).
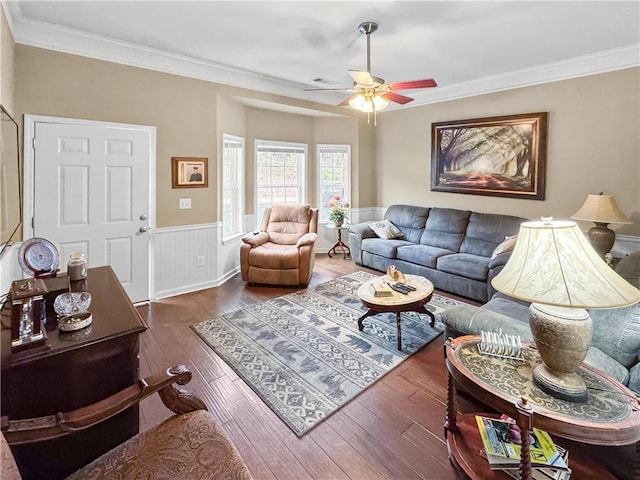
top-left (370, 282), bottom-right (393, 297)
top-left (476, 415), bottom-right (571, 480)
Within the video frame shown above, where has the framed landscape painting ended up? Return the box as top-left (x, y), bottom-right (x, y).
top-left (431, 112), bottom-right (547, 200)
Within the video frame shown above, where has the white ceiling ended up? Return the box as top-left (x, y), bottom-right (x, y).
top-left (4, 1), bottom-right (640, 113)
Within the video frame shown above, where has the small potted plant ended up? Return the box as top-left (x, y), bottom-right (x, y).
top-left (328, 194), bottom-right (349, 227)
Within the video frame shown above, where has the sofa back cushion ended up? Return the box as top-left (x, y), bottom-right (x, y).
top-left (420, 208), bottom-right (471, 252)
top-left (460, 213), bottom-right (526, 258)
top-left (264, 204), bottom-right (314, 245)
top-left (590, 252), bottom-right (640, 368)
top-left (384, 204), bottom-right (430, 244)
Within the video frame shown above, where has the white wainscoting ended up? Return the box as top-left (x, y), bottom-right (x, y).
top-left (154, 223), bottom-right (221, 299)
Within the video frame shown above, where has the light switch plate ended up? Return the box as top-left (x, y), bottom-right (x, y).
top-left (179, 198), bottom-right (191, 209)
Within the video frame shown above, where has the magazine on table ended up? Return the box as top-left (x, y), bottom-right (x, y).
top-left (475, 415), bottom-right (569, 471)
top-left (499, 443), bottom-right (571, 479)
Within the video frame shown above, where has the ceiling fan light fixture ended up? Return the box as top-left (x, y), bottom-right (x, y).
top-left (348, 93), bottom-right (389, 112)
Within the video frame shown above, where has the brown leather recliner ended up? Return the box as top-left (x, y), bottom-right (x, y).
top-left (240, 204), bottom-right (318, 287)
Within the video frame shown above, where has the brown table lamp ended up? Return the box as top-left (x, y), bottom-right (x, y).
top-left (491, 218), bottom-right (640, 402)
top-left (570, 193), bottom-right (631, 257)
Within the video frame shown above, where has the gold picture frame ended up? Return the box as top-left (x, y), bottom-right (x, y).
top-left (172, 157), bottom-right (208, 189)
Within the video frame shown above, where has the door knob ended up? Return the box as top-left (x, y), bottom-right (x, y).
top-left (139, 214), bottom-right (148, 220)
top-left (139, 226), bottom-right (148, 233)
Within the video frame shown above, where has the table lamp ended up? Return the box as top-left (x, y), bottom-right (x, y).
top-left (570, 193), bottom-right (631, 257)
top-left (491, 218), bottom-right (640, 402)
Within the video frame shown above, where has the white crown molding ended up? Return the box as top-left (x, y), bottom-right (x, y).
top-left (6, 12), bottom-right (344, 105)
top-left (406, 44), bottom-right (640, 109)
top-left (5, 3), bottom-right (639, 111)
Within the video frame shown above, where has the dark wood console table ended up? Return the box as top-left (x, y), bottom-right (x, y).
top-left (444, 335), bottom-right (640, 480)
top-left (1, 266), bottom-right (147, 480)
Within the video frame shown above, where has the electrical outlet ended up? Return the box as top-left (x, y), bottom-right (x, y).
top-left (179, 198), bottom-right (191, 209)
top-left (196, 256), bottom-right (205, 267)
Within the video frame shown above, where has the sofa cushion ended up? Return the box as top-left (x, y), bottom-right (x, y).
top-left (460, 212), bottom-right (525, 258)
top-left (396, 245), bottom-right (455, 268)
top-left (369, 219), bottom-right (404, 239)
top-left (590, 303), bottom-right (640, 369)
top-left (361, 237), bottom-right (411, 258)
top-left (616, 252), bottom-right (640, 288)
top-left (420, 208), bottom-right (471, 251)
top-left (384, 204), bottom-right (430, 243)
top-left (437, 253), bottom-right (491, 281)
top-left (584, 346), bottom-right (630, 386)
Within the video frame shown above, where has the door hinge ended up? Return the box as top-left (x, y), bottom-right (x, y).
top-left (31, 217), bottom-right (35, 229)
top-left (32, 137), bottom-right (36, 150)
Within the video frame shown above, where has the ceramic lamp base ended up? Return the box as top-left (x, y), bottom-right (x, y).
top-left (529, 303), bottom-right (592, 403)
top-left (588, 222), bottom-right (615, 257)
top-left (533, 363), bottom-right (588, 402)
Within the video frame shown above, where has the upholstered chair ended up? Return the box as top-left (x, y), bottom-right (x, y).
top-left (1, 365), bottom-right (252, 480)
top-left (241, 204), bottom-right (319, 287)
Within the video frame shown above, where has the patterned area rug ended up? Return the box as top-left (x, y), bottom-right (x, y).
top-left (191, 271), bottom-right (464, 436)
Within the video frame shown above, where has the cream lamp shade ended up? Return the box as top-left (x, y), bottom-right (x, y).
top-left (491, 218), bottom-right (640, 402)
top-left (570, 193), bottom-right (631, 257)
top-left (492, 219), bottom-right (640, 308)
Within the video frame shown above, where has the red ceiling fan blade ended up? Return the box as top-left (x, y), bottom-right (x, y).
top-left (348, 70), bottom-right (374, 85)
top-left (382, 91), bottom-right (414, 105)
top-left (388, 78), bottom-right (437, 90)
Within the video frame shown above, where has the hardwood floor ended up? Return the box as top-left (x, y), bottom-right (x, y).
top-left (135, 255), bottom-right (630, 480)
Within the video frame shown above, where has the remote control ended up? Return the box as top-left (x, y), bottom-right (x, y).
top-left (395, 282), bottom-right (416, 291)
top-left (387, 283), bottom-right (409, 295)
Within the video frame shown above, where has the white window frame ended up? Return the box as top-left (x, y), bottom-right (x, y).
top-left (221, 133), bottom-right (245, 242)
top-left (317, 144), bottom-right (351, 224)
top-left (254, 139), bottom-right (307, 227)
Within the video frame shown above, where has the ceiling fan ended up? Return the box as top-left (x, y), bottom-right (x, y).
top-left (305, 21), bottom-right (437, 121)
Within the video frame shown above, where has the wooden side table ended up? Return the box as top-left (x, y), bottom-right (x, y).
top-left (444, 335), bottom-right (640, 480)
top-left (327, 223), bottom-right (351, 259)
top-left (1, 266), bottom-right (147, 480)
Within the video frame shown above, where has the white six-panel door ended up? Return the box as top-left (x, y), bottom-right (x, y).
top-left (29, 119), bottom-right (154, 302)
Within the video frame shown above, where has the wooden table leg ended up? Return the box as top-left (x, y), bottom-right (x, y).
top-left (357, 309), bottom-right (377, 331)
top-left (396, 312), bottom-right (402, 351)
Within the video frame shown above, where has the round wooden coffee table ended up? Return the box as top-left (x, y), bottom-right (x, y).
top-left (356, 274), bottom-right (435, 351)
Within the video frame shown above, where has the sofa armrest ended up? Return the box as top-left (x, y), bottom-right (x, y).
top-left (348, 222), bottom-right (376, 265)
top-left (440, 305), bottom-right (534, 342)
top-left (488, 252), bottom-right (512, 269)
top-left (242, 231), bottom-right (269, 246)
top-left (348, 222), bottom-right (376, 240)
top-left (296, 232), bottom-right (317, 248)
top-left (628, 362), bottom-right (640, 396)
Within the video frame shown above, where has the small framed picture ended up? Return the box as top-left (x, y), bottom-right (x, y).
top-left (172, 157), bottom-right (208, 188)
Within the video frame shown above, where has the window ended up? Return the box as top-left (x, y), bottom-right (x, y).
top-left (317, 144), bottom-right (351, 223)
top-left (255, 140), bottom-right (307, 225)
top-left (222, 134), bottom-right (244, 239)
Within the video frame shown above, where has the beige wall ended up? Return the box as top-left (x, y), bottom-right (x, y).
top-left (16, 46), bottom-right (218, 228)
top-left (0, 6), bottom-right (15, 113)
top-left (376, 68), bottom-right (640, 236)
top-left (15, 45), bottom-right (362, 227)
top-left (13, 43), bottom-right (640, 237)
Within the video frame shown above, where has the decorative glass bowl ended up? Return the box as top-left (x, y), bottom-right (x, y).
top-left (53, 292), bottom-right (92, 317)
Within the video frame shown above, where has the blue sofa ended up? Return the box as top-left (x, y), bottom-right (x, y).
top-left (442, 252), bottom-right (640, 394)
top-left (348, 204), bottom-right (527, 302)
